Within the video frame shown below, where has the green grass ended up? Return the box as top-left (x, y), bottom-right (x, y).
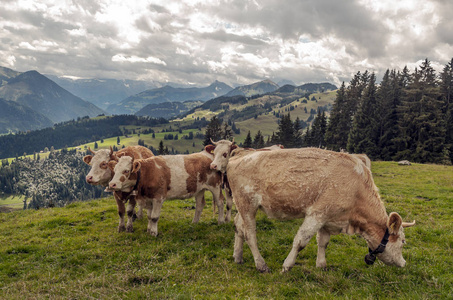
top-left (0, 162), bottom-right (452, 299)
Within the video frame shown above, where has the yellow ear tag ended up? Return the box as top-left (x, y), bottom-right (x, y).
top-left (211, 150), bottom-right (214, 153)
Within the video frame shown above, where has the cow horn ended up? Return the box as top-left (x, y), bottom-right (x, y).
top-left (88, 147), bottom-right (96, 155)
top-left (109, 146), bottom-right (114, 156)
top-left (231, 137), bottom-right (235, 144)
top-left (210, 138), bottom-right (218, 145)
top-left (402, 220), bottom-right (416, 228)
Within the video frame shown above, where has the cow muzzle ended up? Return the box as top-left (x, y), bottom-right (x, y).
top-left (109, 182), bottom-right (119, 190)
top-left (86, 175), bottom-right (94, 183)
top-left (210, 163), bottom-right (218, 170)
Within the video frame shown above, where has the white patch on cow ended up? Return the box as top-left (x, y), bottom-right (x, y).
top-left (86, 149), bottom-right (112, 186)
top-left (164, 155), bottom-right (191, 199)
top-left (110, 156), bottom-right (135, 191)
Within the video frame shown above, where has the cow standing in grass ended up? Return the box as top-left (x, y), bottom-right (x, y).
top-left (107, 150), bottom-right (232, 236)
top-left (83, 146), bottom-right (154, 232)
top-left (207, 140), bottom-right (415, 273)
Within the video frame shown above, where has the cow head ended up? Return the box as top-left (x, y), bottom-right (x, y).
top-left (205, 139), bottom-right (238, 173)
top-left (108, 156), bottom-right (141, 192)
top-left (374, 212), bottom-right (416, 267)
top-left (83, 147), bottom-right (114, 186)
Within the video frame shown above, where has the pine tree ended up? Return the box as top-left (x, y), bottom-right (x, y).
top-left (378, 70), bottom-right (402, 160)
top-left (203, 116), bottom-right (223, 146)
top-left (325, 82), bottom-right (349, 150)
top-left (253, 131), bottom-right (265, 149)
top-left (276, 113), bottom-right (295, 148)
top-left (396, 59), bottom-right (446, 163)
top-left (243, 131), bottom-right (253, 148)
top-left (293, 116), bottom-right (303, 147)
top-left (222, 122), bottom-right (233, 140)
top-left (158, 140), bottom-right (165, 155)
top-left (440, 58), bottom-right (453, 163)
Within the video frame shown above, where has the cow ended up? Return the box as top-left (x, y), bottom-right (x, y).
top-left (206, 140), bottom-right (415, 273)
top-left (83, 145), bottom-right (154, 232)
top-left (107, 150), bottom-right (232, 236)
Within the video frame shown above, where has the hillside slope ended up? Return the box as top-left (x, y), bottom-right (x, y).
top-left (0, 70), bottom-right (105, 124)
top-left (108, 81), bottom-right (233, 115)
top-left (0, 98), bottom-right (53, 134)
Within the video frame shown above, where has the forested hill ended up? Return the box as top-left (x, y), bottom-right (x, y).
top-left (323, 58), bottom-right (453, 165)
top-left (0, 115), bottom-right (168, 159)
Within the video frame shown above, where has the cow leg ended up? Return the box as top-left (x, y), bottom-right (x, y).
top-left (192, 191), bottom-right (206, 223)
top-left (216, 190), bottom-right (225, 224)
top-left (316, 228), bottom-right (331, 268)
top-left (224, 189), bottom-right (233, 222)
top-left (282, 215), bottom-right (323, 273)
top-left (240, 211), bottom-right (269, 273)
top-left (147, 199), bottom-right (163, 236)
top-left (233, 213), bottom-right (245, 264)
top-left (114, 193), bottom-right (126, 232)
top-left (136, 203), bottom-right (144, 220)
top-left (125, 197), bottom-right (137, 233)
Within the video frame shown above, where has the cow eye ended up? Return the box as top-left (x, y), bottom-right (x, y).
top-left (402, 239), bottom-right (406, 244)
top-left (100, 162), bottom-right (108, 169)
top-left (123, 170), bottom-right (130, 174)
top-left (223, 152), bottom-right (227, 158)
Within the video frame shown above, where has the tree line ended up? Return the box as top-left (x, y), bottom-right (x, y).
top-left (203, 58), bottom-right (453, 165)
top-left (0, 115), bottom-right (168, 159)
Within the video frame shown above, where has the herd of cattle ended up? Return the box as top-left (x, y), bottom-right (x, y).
top-left (83, 141), bottom-right (415, 273)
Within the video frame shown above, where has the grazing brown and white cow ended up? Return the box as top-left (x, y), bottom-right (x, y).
top-left (107, 150), bottom-right (232, 236)
top-left (83, 145), bottom-right (154, 232)
top-left (207, 140), bottom-right (415, 273)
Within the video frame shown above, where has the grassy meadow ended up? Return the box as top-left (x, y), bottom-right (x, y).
top-left (0, 161), bottom-right (452, 299)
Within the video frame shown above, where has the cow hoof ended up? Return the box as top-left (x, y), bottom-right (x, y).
top-left (132, 214), bottom-right (138, 221)
top-left (118, 225), bottom-right (126, 233)
top-left (126, 226), bottom-right (134, 233)
top-left (218, 219), bottom-right (226, 225)
top-left (257, 265), bottom-right (270, 273)
top-left (280, 266), bottom-right (291, 273)
top-left (233, 256), bottom-right (243, 264)
top-left (147, 229), bottom-right (158, 236)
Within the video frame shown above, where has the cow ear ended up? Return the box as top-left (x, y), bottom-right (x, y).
top-left (230, 145), bottom-right (238, 152)
top-left (132, 161), bottom-right (141, 173)
top-left (116, 152), bottom-right (125, 159)
top-left (108, 161), bottom-right (117, 171)
top-left (83, 155), bottom-right (92, 165)
top-left (387, 212), bottom-right (403, 235)
top-left (205, 144), bottom-right (216, 154)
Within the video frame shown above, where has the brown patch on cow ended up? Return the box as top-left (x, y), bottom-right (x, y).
top-left (184, 154), bottom-right (212, 194)
top-left (208, 172), bottom-right (221, 187)
top-left (120, 175), bottom-right (127, 183)
top-left (83, 155), bottom-right (93, 165)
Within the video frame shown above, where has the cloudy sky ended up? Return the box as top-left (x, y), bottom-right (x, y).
top-left (1, 0), bottom-right (452, 87)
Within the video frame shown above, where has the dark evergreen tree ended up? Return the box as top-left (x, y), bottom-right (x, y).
top-left (276, 113), bottom-right (296, 148)
top-left (440, 58), bottom-right (453, 163)
top-left (395, 59), bottom-right (447, 163)
top-left (203, 116), bottom-right (222, 146)
top-left (378, 70), bottom-right (402, 160)
top-left (294, 116), bottom-right (303, 147)
top-left (243, 131), bottom-right (253, 148)
top-left (222, 122), bottom-right (233, 140)
top-left (158, 140), bottom-right (165, 155)
top-left (253, 131), bottom-right (265, 149)
top-left (325, 82), bottom-right (349, 150)
top-left (347, 73), bottom-right (379, 157)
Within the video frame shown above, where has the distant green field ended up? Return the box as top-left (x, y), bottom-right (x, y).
top-left (0, 161), bottom-right (451, 299)
top-left (1, 90), bottom-right (337, 164)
